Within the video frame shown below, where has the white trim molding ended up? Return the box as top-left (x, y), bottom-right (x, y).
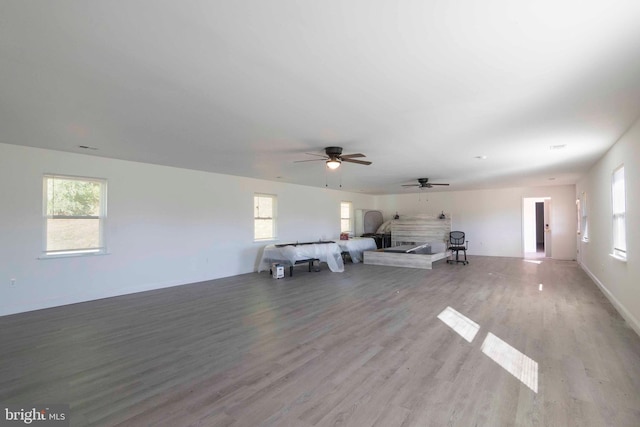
top-left (580, 262), bottom-right (640, 338)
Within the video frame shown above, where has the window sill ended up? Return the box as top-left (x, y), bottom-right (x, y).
top-left (39, 251), bottom-right (109, 260)
top-left (254, 238), bottom-right (278, 244)
top-left (609, 253), bottom-right (627, 263)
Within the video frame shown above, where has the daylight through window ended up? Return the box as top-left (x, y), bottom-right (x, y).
top-left (612, 166), bottom-right (626, 259)
top-left (580, 192), bottom-right (588, 241)
top-left (254, 194), bottom-right (276, 240)
top-left (44, 175), bottom-right (107, 256)
top-left (340, 201), bottom-right (352, 234)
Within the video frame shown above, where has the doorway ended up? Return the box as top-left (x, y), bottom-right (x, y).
top-left (523, 197), bottom-right (550, 259)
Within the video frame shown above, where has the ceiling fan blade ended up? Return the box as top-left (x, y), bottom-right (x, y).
top-left (401, 184), bottom-right (419, 187)
top-left (340, 153), bottom-right (366, 159)
top-left (304, 152), bottom-right (329, 158)
top-left (342, 158), bottom-right (372, 165)
top-left (294, 158), bottom-right (326, 163)
top-left (429, 183), bottom-right (450, 186)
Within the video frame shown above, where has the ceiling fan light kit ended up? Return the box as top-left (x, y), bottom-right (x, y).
top-left (326, 159), bottom-right (341, 169)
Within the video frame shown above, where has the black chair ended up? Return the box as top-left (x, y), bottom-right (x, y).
top-left (447, 231), bottom-right (469, 265)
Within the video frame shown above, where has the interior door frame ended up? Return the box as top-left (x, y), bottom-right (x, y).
top-left (522, 196), bottom-right (551, 258)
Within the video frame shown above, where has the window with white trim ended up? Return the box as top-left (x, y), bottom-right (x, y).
top-left (254, 194), bottom-right (276, 240)
top-left (340, 201), bottom-right (352, 234)
top-left (576, 198), bottom-right (581, 235)
top-left (580, 192), bottom-right (589, 241)
top-left (43, 175), bottom-right (107, 256)
top-left (612, 166), bottom-right (626, 259)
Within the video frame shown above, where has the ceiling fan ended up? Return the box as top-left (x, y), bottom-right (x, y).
top-left (295, 146), bottom-right (372, 169)
top-left (402, 178), bottom-right (450, 189)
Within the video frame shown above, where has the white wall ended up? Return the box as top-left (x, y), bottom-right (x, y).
top-left (576, 119), bottom-right (640, 336)
top-left (0, 142), bottom-right (582, 317)
top-left (0, 143), bottom-right (376, 316)
top-left (523, 198), bottom-right (537, 253)
top-left (376, 186), bottom-right (576, 260)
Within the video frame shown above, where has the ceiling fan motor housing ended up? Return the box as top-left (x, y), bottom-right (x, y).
top-left (325, 146), bottom-right (343, 159)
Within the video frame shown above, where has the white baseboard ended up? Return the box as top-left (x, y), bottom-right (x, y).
top-left (580, 262), bottom-right (640, 338)
top-left (0, 272), bottom-right (242, 317)
top-left (0, 277), bottom-right (193, 317)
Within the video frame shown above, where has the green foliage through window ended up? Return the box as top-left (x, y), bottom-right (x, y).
top-left (47, 178), bottom-right (101, 217)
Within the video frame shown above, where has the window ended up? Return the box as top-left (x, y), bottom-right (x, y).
top-left (254, 194), bottom-right (276, 240)
top-left (579, 192), bottom-right (588, 241)
top-left (612, 166), bottom-right (626, 259)
top-left (576, 198), bottom-right (581, 235)
top-left (43, 175), bottom-right (107, 256)
top-left (340, 201), bottom-right (352, 234)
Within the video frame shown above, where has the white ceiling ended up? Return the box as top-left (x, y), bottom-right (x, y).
top-left (2, 1), bottom-right (640, 194)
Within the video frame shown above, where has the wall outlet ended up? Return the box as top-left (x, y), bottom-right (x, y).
top-left (10, 278), bottom-right (16, 286)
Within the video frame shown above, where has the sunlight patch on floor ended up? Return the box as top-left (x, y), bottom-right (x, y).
top-left (481, 332), bottom-right (538, 393)
top-left (523, 259), bottom-right (542, 264)
top-left (437, 306), bottom-right (480, 343)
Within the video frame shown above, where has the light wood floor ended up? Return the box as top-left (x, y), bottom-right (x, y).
top-left (1, 257), bottom-right (640, 426)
